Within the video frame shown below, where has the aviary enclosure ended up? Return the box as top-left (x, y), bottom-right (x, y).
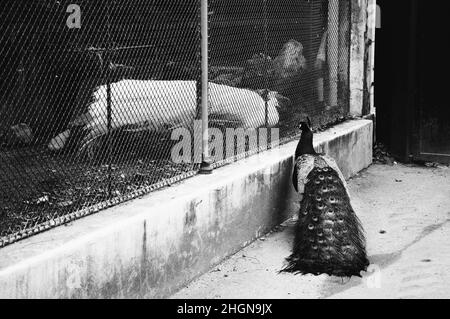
top-left (0, 0), bottom-right (351, 247)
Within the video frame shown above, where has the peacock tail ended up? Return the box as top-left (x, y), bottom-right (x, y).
top-left (283, 155), bottom-right (369, 277)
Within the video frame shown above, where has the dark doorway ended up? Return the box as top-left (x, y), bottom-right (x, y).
top-left (412, 1), bottom-right (450, 162)
top-left (376, 0), bottom-right (450, 163)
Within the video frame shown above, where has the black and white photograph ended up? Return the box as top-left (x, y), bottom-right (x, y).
top-left (0, 0), bottom-right (448, 302)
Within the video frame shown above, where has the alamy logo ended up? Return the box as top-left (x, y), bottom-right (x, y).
top-left (66, 4), bottom-right (81, 29)
top-left (171, 121), bottom-right (279, 164)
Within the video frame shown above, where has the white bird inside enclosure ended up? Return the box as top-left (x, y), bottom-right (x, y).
top-left (48, 80), bottom-right (283, 154)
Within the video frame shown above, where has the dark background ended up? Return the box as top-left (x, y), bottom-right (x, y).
top-left (376, 0), bottom-right (450, 163)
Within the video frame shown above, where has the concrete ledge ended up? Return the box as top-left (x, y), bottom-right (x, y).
top-left (0, 119), bottom-right (373, 299)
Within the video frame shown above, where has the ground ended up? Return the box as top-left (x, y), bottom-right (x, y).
top-left (171, 163), bottom-right (450, 299)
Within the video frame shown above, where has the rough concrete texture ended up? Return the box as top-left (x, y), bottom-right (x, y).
top-left (0, 120), bottom-right (372, 299)
top-left (316, 120), bottom-right (372, 180)
top-left (350, 0), bottom-right (368, 116)
top-left (0, 155), bottom-right (294, 299)
top-left (172, 164), bottom-right (450, 299)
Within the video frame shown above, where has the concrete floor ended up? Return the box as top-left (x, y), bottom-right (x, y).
top-left (171, 164), bottom-right (450, 299)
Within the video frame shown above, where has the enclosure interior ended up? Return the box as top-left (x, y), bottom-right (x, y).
top-left (0, 0), bottom-right (351, 246)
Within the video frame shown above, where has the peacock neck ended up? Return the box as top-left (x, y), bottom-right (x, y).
top-left (296, 131), bottom-right (317, 158)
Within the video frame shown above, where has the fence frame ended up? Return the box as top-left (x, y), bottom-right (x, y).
top-left (0, 0), bottom-right (372, 249)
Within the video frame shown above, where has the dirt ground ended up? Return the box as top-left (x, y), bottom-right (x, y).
top-left (171, 163), bottom-right (450, 299)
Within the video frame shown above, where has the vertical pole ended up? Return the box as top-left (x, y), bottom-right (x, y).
top-left (264, 0), bottom-right (269, 128)
top-left (199, 0), bottom-right (213, 174)
top-left (105, 1), bottom-right (113, 196)
top-left (327, 0), bottom-right (339, 109)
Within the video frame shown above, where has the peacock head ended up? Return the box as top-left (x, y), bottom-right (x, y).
top-left (299, 116), bottom-right (312, 133)
top-left (295, 116), bottom-right (316, 158)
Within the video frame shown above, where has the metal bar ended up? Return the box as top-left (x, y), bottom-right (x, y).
top-left (106, 1), bottom-right (113, 196)
top-left (264, 0), bottom-right (269, 128)
top-left (199, 0), bottom-right (212, 174)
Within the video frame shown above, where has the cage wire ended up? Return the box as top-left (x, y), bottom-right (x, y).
top-left (208, 0), bottom-right (351, 166)
top-left (0, 0), bottom-right (351, 248)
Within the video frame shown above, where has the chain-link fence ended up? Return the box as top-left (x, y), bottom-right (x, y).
top-left (0, 0), bottom-right (351, 247)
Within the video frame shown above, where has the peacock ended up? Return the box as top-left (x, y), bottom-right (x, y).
top-left (282, 118), bottom-right (369, 277)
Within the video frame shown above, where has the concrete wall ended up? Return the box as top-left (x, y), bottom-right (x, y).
top-left (0, 120), bottom-right (373, 299)
top-left (350, 0), bottom-right (377, 117)
top-left (367, 0), bottom-right (377, 115)
top-left (350, 0), bottom-right (368, 116)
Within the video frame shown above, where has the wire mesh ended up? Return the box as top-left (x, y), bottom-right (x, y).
top-left (208, 0), bottom-right (351, 166)
top-left (0, 0), bottom-right (351, 248)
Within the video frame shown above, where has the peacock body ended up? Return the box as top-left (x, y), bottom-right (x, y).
top-left (283, 119), bottom-right (369, 277)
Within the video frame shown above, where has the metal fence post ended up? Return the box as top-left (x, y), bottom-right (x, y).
top-left (264, 0), bottom-right (269, 128)
top-left (199, 0), bottom-right (213, 174)
top-left (105, 1), bottom-right (113, 196)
